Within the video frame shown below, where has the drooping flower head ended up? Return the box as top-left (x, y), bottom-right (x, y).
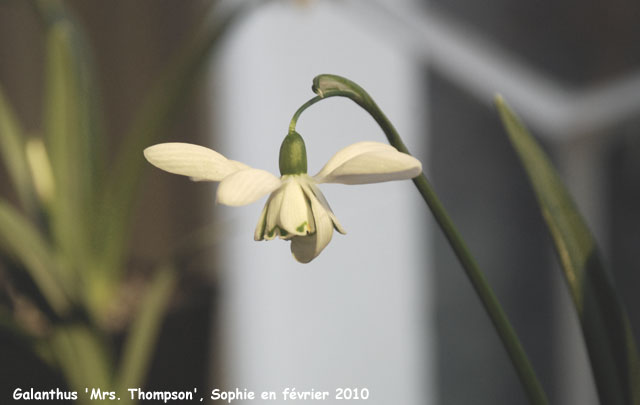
top-left (143, 132), bottom-right (421, 262)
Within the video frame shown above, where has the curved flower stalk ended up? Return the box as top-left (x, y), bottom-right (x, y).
top-left (144, 132), bottom-right (422, 263)
top-left (306, 74), bottom-right (549, 405)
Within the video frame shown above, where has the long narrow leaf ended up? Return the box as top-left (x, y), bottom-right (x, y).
top-left (36, 0), bottom-right (105, 191)
top-left (496, 95), bottom-right (640, 405)
top-left (50, 324), bottom-right (113, 400)
top-left (0, 199), bottom-right (70, 314)
top-left (37, 1), bottom-right (107, 323)
top-left (0, 85), bottom-right (36, 214)
top-left (115, 265), bottom-right (176, 397)
top-left (44, 20), bottom-right (95, 274)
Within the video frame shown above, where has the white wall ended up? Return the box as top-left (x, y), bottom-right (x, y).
top-left (211, 2), bottom-right (432, 403)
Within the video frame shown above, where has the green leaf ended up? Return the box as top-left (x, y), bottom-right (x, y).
top-left (37, 1), bottom-right (107, 323)
top-left (0, 85), bottom-right (36, 213)
top-left (50, 324), bottom-right (113, 394)
top-left (115, 265), bottom-right (176, 396)
top-left (44, 20), bottom-right (97, 275)
top-left (496, 95), bottom-right (640, 405)
top-left (0, 199), bottom-right (70, 315)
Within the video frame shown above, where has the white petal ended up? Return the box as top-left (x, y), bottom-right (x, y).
top-left (307, 182), bottom-right (346, 235)
top-left (315, 147), bottom-right (422, 185)
top-left (289, 235), bottom-right (321, 264)
top-left (253, 202), bottom-right (269, 241)
top-left (314, 142), bottom-right (397, 183)
top-left (144, 143), bottom-right (249, 181)
top-left (278, 178), bottom-right (312, 236)
top-left (290, 182), bottom-right (335, 263)
top-left (216, 169), bottom-right (281, 207)
top-left (261, 184), bottom-right (284, 239)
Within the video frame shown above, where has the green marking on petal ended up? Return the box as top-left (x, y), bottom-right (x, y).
top-left (266, 226), bottom-right (289, 239)
top-left (296, 221), bottom-right (308, 233)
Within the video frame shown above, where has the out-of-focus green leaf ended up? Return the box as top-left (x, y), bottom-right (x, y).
top-left (33, 0), bottom-right (67, 26)
top-left (97, 2), bottom-right (255, 281)
top-left (51, 324), bottom-right (113, 397)
top-left (0, 85), bottom-right (36, 213)
top-left (38, 0), bottom-right (106, 323)
top-left (44, 19), bottom-right (99, 280)
top-left (36, 0), bottom-right (105, 182)
top-left (0, 199), bottom-right (70, 315)
top-left (496, 96), bottom-right (640, 405)
top-left (115, 265), bottom-right (176, 397)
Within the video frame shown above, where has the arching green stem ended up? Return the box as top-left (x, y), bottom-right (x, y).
top-left (291, 74), bottom-right (549, 405)
top-left (289, 95), bottom-right (323, 133)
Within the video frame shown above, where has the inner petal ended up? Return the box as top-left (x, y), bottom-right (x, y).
top-left (290, 181), bottom-right (337, 263)
top-left (278, 177), bottom-right (312, 236)
top-left (265, 185), bottom-right (286, 240)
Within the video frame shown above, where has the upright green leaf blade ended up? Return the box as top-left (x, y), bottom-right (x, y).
top-left (50, 324), bottom-right (113, 395)
top-left (44, 16), bottom-right (100, 276)
top-left (115, 265), bottom-right (176, 397)
top-left (496, 95), bottom-right (640, 405)
top-left (0, 199), bottom-right (70, 314)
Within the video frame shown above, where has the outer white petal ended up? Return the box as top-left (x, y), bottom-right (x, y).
top-left (314, 142), bottom-right (396, 183)
top-left (144, 143), bottom-right (249, 181)
top-left (315, 147), bottom-right (422, 185)
top-left (216, 169), bottom-right (281, 207)
top-left (278, 178), bottom-right (312, 236)
top-left (307, 182), bottom-right (346, 235)
top-left (253, 201), bottom-right (269, 241)
top-left (290, 182), bottom-right (335, 263)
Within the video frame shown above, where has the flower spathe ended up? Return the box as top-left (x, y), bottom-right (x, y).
top-left (143, 138), bottom-right (422, 263)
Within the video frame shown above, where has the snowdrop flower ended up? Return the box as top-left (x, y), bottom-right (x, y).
top-left (143, 132), bottom-right (422, 263)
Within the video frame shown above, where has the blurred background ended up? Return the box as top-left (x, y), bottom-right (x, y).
top-left (1, 0), bottom-right (640, 404)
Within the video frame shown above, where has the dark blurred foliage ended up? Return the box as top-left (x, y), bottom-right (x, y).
top-left (0, 0), bottom-right (219, 399)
